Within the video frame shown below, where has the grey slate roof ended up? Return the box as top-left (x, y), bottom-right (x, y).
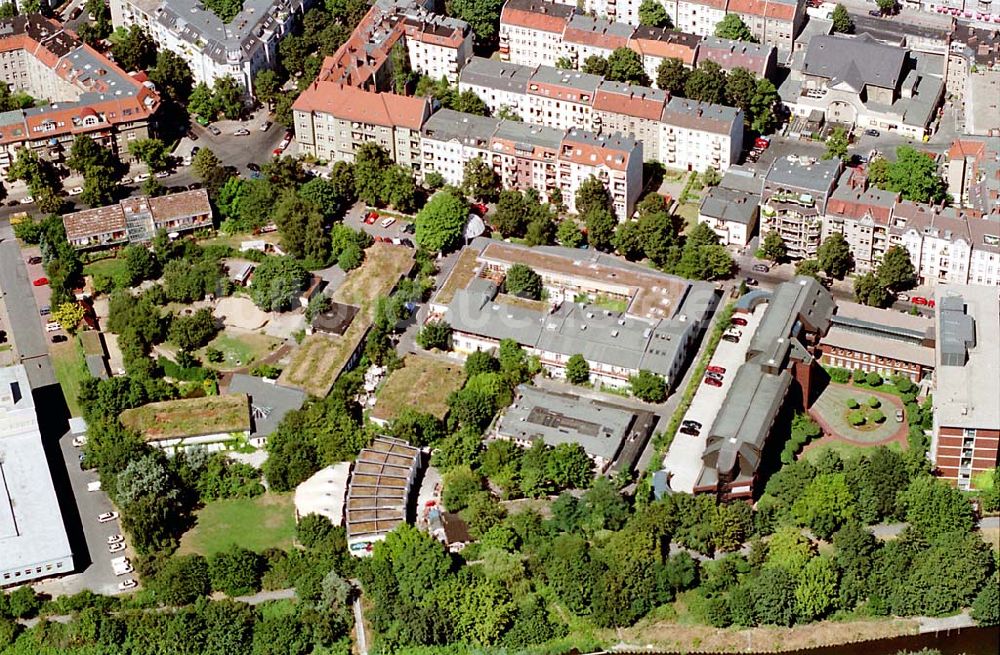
top-left (802, 33), bottom-right (908, 90)
top-left (422, 109), bottom-right (500, 145)
top-left (765, 155), bottom-right (842, 194)
top-left (459, 57), bottom-right (534, 94)
top-left (699, 186), bottom-right (759, 225)
top-left (227, 374), bottom-right (307, 438)
top-left (661, 97), bottom-right (742, 134)
top-left (937, 295), bottom-right (976, 367)
top-left (530, 65), bottom-right (603, 94)
top-left (748, 276), bottom-right (835, 364)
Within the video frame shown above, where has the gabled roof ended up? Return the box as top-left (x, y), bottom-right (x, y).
top-left (292, 82), bottom-right (430, 130)
top-left (802, 33), bottom-right (908, 90)
top-left (500, 0), bottom-right (576, 33)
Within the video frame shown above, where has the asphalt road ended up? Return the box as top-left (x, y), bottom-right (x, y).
top-left (0, 224), bottom-right (55, 388)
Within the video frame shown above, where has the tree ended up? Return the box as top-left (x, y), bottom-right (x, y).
top-left (203, 0), bottom-right (245, 22)
top-left (149, 50), bottom-right (194, 103)
top-left (606, 48), bottom-right (651, 86)
top-left (581, 55), bottom-right (608, 77)
top-left (724, 67), bottom-right (757, 115)
top-left (299, 177), bottom-right (344, 221)
top-left (557, 219), bottom-right (585, 248)
top-left (111, 25), bottom-right (157, 72)
top-left (462, 156), bottom-right (499, 202)
top-left (575, 176), bottom-right (611, 216)
top-left (629, 370), bottom-right (667, 403)
top-left (169, 308), bottom-right (218, 352)
top-left (795, 556), bottom-right (840, 621)
top-left (898, 475), bottom-right (974, 539)
top-left (878, 146), bottom-right (947, 203)
top-left (875, 0), bottom-right (896, 14)
top-left (791, 472), bottom-right (857, 540)
top-left (760, 230), bottom-right (787, 262)
top-left (189, 82), bottom-right (218, 120)
top-left (152, 555), bottom-right (211, 605)
top-left (585, 208), bottom-right (617, 252)
top-left (212, 76), bottom-right (244, 120)
top-left (877, 245), bottom-right (916, 293)
top-left (766, 526), bottom-right (816, 575)
top-left (493, 190), bottom-right (528, 237)
top-left (639, 0), bottom-right (673, 28)
top-left (249, 257), bottom-right (310, 312)
top-left (702, 167), bottom-right (722, 187)
top-left (208, 546), bottom-right (263, 596)
top-left (565, 354), bottom-right (590, 385)
top-left (416, 320), bottom-right (452, 351)
top-left (450, 0), bottom-right (505, 48)
top-left (817, 232), bottom-right (854, 279)
top-left (971, 574), bottom-right (1000, 626)
top-left (823, 127), bottom-right (850, 161)
top-left (831, 4), bottom-right (854, 33)
top-left (192, 148), bottom-right (229, 196)
top-left (253, 69), bottom-right (281, 108)
top-left (854, 271), bottom-right (889, 307)
top-left (750, 79), bottom-right (779, 133)
top-left (504, 264), bottom-right (542, 300)
top-left (656, 57), bottom-right (689, 94)
top-left (715, 14), bottom-right (756, 42)
top-left (415, 190), bottom-right (468, 253)
top-left (128, 138), bottom-right (171, 172)
top-left (684, 60), bottom-right (727, 104)
top-left (443, 466), bottom-right (483, 512)
top-left (52, 302), bottom-right (85, 333)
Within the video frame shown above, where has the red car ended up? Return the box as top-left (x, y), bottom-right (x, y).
top-left (707, 365), bottom-right (726, 375)
top-left (703, 377), bottom-right (722, 387)
top-left (912, 296), bottom-right (928, 306)
top-left (32, 277), bottom-right (49, 287)
top-left (364, 211), bottom-right (379, 225)
top-left (731, 317), bottom-right (748, 326)
top-left (754, 137), bottom-right (770, 150)
top-left (471, 202), bottom-right (489, 216)
top-left (272, 147), bottom-right (283, 156)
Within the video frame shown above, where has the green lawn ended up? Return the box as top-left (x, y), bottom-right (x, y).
top-left (178, 493), bottom-right (296, 556)
top-left (201, 332), bottom-right (281, 369)
top-left (803, 439), bottom-right (903, 464)
top-left (83, 257), bottom-right (127, 281)
top-left (50, 340), bottom-right (91, 417)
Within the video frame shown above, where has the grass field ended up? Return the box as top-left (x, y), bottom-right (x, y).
top-left (121, 394), bottom-right (250, 441)
top-left (803, 438), bottom-right (903, 464)
top-left (83, 257), bottom-right (127, 281)
top-left (50, 340), bottom-right (91, 417)
top-left (280, 243), bottom-right (414, 396)
top-left (200, 331), bottom-right (282, 369)
top-left (178, 493), bottom-right (296, 556)
top-left (371, 354), bottom-right (465, 423)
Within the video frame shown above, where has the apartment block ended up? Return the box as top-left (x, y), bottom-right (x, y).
top-left (459, 58), bottom-right (743, 173)
top-left (420, 109), bottom-right (643, 219)
top-left (62, 189), bottom-right (213, 250)
top-left (695, 35), bottom-right (777, 78)
top-left (430, 239), bottom-right (719, 390)
top-left (0, 14), bottom-right (160, 174)
top-left (499, 0), bottom-right (577, 67)
top-left (760, 155), bottom-right (842, 260)
top-left (822, 168), bottom-right (899, 273)
top-left (698, 165), bottom-right (763, 247)
top-left (630, 26), bottom-right (702, 81)
top-left (726, 0), bottom-right (804, 56)
top-left (293, 83), bottom-right (431, 168)
top-left (110, 0), bottom-right (310, 96)
top-left (931, 286), bottom-right (1000, 490)
top-left (946, 138), bottom-right (1000, 216)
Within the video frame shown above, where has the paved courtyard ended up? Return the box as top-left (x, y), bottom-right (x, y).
top-left (809, 383), bottom-right (906, 444)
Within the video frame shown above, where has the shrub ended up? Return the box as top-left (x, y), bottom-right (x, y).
top-left (870, 410), bottom-right (886, 423)
top-left (852, 368), bottom-right (867, 383)
top-left (847, 398), bottom-right (859, 409)
top-left (828, 367), bottom-right (851, 384)
top-left (868, 396), bottom-right (881, 408)
top-left (865, 372), bottom-right (883, 386)
top-left (848, 410), bottom-right (865, 426)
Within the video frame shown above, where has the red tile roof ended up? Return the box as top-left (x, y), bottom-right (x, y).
top-left (293, 82), bottom-right (430, 130)
top-left (948, 139), bottom-right (987, 161)
top-left (500, 0), bottom-right (576, 33)
top-left (593, 86), bottom-right (668, 121)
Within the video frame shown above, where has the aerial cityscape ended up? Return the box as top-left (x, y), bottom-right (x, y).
top-left (0, 0), bottom-right (998, 653)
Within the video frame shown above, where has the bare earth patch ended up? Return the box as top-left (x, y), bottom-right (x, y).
top-left (370, 354), bottom-right (465, 423)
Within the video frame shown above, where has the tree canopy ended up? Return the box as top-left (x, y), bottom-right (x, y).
top-left (415, 190), bottom-right (469, 253)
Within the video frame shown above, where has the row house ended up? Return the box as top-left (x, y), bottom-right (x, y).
top-left (499, 0), bottom-right (777, 81)
top-left (759, 154), bottom-right (842, 259)
top-left (0, 14), bottom-right (160, 174)
top-left (292, 83), bottom-right (431, 169)
top-left (420, 109), bottom-right (643, 219)
top-left (62, 189), bottom-right (213, 250)
top-left (822, 168), bottom-right (899, 273)
top-left (459, 57), bottom-right (743, 172)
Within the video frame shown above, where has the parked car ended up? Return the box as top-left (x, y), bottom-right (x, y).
top-left (20, 196), bottom-right (34, 204)
top-left (195, 116), bottom-right (210, 126)
top-left (401, 222), bottom-right (415, 234)
top-left (191, 146), bottom-right (201, 156)
top-left (868, 9), bottom-right (882, 16)
top-left (69, 6), bottom-right (82, 19)
top-left (73, 435), bottom-right (88, 447)
top-left (725, 329), bottom-right (743, 338)
top-left (186, 130), bottom-right (199, 141)
top-left (679, 426), bottom-right (700, 436)
top-left (155, 171), bottom-right (171, 179)
top-left (233, 128), bottom-right (250, 136)
top-left (187, 183), bottom-right (203, 191)
top-left (752, 263), bottom-right (770, 273)
top-left (108, 542), bottom-right (126, 553)
top-left (107, 534), bottom-right (124, 545)
top-left (399, 238), bottom-right (415, 248)
top-left (912, 296), bottom-right (929, 306)
top-left (272, 147), bottom-right (284, 156)
top-left (114, 565), bottom-right (134, 576)
top-left (706, 370), bottom-right (725, 382)
top-left (118, 579), bottom-right (138, 591)
top-left (865, 128), bottom-right (881, 137)
top-left (246, 162), bottom-right (261, 172)
top-left (731, 317), bottom-right (748, 327)
top-left (364, 211), bottom-right (379, 225)
top-left (472, 202), bottom-right (489, 216)
top-left (260, 121), bottom-right (271, 132)
top-left (895, 409), bottom-right (904, 422)
top-left (133, 173), bottom-right (150, 183)
top-left (744, 277), bottom-right (758, 286)
top-left (706, 366), bottom-right (726, 375)
top-left (896, 293), bottom-right (911, 302)
top-left (27, 256), bottom-right (42, 265)
top-left (703, 376), bottom-right (723, 387)
top-left (721, 334), bottom-right (740, 344)
top-left (754, 137), bottom-right (770, 150)
top-left (51, 334), bottom-right (68, 343)
top-left (32, 277), bottom-right (49, 286)
top-left (67, 186), bottom-right (83, 196)
top-left (682, 419), bottom-right (702, 430)
top-left (98, 512), bottom-right (119, 523)
top-left (39, 305), bottom-right (50, 316)
top-left (208, 126), bottom-right (222, 136)
top-left (46, 322), bottom-right (61, 332)
top-left (380, 217), bottom-right (396, 228)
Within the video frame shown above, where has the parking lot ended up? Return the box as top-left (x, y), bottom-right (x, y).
top-left (662, 302), bottom-right (767, 493)
top-left (343, 202), bottom-right (416, 244)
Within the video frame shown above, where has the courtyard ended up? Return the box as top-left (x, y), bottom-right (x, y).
top-left (808, 383), bottom-right (908, 446)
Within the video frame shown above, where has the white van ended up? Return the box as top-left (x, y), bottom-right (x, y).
top-left (45, 322), bottom-right (61, 332)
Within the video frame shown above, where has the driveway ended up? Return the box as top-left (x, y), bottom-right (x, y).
top-left (0, 226), bottom-right (56, 388)
top-left (662, 302), bottom-right (766, 494)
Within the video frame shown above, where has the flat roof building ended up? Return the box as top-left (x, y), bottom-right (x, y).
top-left (62, 189), bottom-right (213, 250)
top-left (345, 437), bottom-right (421, 556)
top-left (931, 285), bottom-right (1000, 490)
top-left (225, 374), bottom-right (307, 444)
top-left (0, 364), bottom-right (74, 587)
top-left (494, 384), bottom-right (657, 473)
top-left (120, 395), bottom-right (252, 453)
top-left (294, 462), bottom-right (351, 526)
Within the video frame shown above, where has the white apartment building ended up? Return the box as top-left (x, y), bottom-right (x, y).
top-left (293, 84), bottom-right (431, 168)
top-left (401, 13), bottom-right (474, 83)
top-left (760, 155), bottom-right (843, 260)
top-left (677, 0), bottom-right (729, 37)
top-left (110, 0), bottom-right (310, 96)
top-left (420, 109), bottom-right (643, 219)
top-left (499, 0), bottom-right (577, 67)
top-left (459, 57), bottom-right (743, 173)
